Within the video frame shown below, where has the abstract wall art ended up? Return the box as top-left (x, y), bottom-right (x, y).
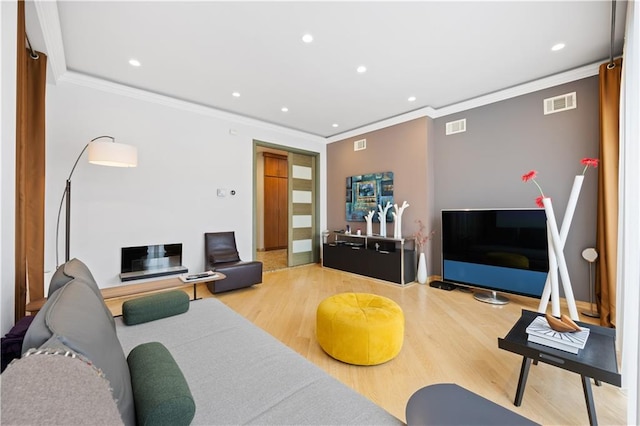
top-left (346, 171), bottom-right (394, 222)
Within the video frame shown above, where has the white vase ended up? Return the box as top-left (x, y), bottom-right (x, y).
top-left (394, 215), bottom-right (402, 239)
top-left (379, 216), bottom-right (387, 237)
top-left (542, 197), bottom-right (579, 320)
top-left (537, 175), bottom-right (583, 321)
top-left (377, 202), bottom-right (391, 238)
top-left (365, 210), bottom-right (374, 236)
top-left (417, 252), bottom-right (427, 284)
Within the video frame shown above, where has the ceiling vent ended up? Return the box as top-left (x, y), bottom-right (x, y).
top-left (354, 139), bottom-right (367, 151)
top-left (445, 119), bottom-right (466, 135)
top-left (544, 92), bottom-right (577, 115)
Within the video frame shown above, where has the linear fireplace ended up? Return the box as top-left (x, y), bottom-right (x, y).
top-left (120, 243), bottom-right (187, 281)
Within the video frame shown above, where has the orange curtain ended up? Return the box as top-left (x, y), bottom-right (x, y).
top-left (15, 0), bottom-right (47, 321)
top-left (596, 57), bottom-right (622, 328)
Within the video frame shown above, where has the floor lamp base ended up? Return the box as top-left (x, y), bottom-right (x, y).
top-left (581, 310), bottom-right (601, 319)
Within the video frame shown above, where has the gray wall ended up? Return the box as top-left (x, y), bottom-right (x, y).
top-left (432, 76), bottom-right (599, 302)
top-left (327, 118), bottom-right (432, 243)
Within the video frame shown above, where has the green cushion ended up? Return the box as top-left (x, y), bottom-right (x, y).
top-left (127, 342), bottom-right (195, 426)
top-left (122, 291), bottom-right (189, 326)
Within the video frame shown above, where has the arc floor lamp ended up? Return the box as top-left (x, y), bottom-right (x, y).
top-left (55, 136), bottom-right (137, 267)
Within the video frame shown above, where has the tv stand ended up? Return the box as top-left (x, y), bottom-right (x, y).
top-left (322, 231), bottom-right (416, 285)
top-left (473, 290), bottom-right (509, 305)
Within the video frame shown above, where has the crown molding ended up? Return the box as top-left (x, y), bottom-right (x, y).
top-left (58, 72), bottom-right (326, 143)
top-left (35, 0), bottom-right (601, 144)
top-left (324, 106), bottom-right (438, 143)
top-left (430, 61), bottom-right (601, 118)
top-left (325, 61), bottom-right (601, 144)
top-left (56, 62), bottom-right (600, 146)
top-left (33, 0), bottom-right (66, 83)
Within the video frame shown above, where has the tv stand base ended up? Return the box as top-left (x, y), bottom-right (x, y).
top-left (474, 290), bottom-right (509, 305)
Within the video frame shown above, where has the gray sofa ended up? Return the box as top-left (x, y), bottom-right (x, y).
top-left (3, 259), bottom-right (400, 425)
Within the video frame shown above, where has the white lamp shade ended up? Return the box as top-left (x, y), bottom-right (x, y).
top-left (88, 140), bottom-right (137, 167)
top-left (582, 248), bottom-right (598, 262)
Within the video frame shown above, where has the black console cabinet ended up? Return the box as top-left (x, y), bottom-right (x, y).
top-left (322, 233), bottom-right (416, 285)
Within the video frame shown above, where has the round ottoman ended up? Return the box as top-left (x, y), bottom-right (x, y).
top-left (316, 293), bottom-right (404, 365)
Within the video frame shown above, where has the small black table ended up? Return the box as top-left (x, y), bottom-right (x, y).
top-left (498, 310), bottom-right (621, 426)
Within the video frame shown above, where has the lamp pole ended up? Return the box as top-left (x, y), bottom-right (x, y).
top-left (56, 141), bottom-right (91, 266)
top-left (55, 136), bottom-right (137, 267)
top-left (65, 179), bottom-right (71, 262)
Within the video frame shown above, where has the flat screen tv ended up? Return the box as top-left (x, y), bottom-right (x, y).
top-left (441, 209), bottom-right (548, 304)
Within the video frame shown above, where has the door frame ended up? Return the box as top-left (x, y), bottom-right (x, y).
top-left (253, 140), bottom-right (321, 266)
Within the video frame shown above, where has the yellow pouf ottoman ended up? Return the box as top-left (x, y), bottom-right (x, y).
top-left (316, 293), bottom-right (404, 366)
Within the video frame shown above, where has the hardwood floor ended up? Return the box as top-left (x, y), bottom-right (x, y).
top-left (204, 264), bottom-right (626, 425)
top-left (256, 249), bottom-right (288, 272)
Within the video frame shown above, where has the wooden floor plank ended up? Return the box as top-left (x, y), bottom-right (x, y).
top-left (200, 264), bottom-right (626, 425)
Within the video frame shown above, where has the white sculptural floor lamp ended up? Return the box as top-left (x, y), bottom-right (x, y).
top-left (55, 136), bottom-right (137, 266)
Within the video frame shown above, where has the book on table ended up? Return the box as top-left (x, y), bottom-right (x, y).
top-left (525, 315), bottom-right (590, 354)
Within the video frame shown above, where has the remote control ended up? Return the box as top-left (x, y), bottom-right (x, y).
top-left (186, 272), bottom-right (213, 280)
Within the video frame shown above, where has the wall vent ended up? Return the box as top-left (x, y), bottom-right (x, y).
top-left (544, 92), bottom-right (577, 115)
top-left (445, 119), bottom-right (466, 135)
top-left (354, 139), bottom-right (367, 151)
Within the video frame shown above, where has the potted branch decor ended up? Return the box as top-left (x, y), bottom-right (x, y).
top-left (414, 220), bottom-right (435, 284)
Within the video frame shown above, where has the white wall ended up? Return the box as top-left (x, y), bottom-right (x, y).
top-left (619, 2), bottom-right (640, 423)
top-left (1, 0), bottom-right (17, 335)
top-left (45, 78), bottom-right (326, 289)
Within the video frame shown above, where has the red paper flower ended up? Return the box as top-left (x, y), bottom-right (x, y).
top-left (523, 157), bottom-right (597, 208)
top-left (581, 158), bottom-right (599, 174)
top-left (521, 170), bottom-right (545, 206)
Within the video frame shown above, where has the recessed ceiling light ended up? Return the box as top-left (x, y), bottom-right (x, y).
top-left (128, 59), bottom-right (141, 67)
top-left (281, 107), bottom-right (289, 112)
top-left (357, 65), bottom-right (367, 73)
top-left (408, 96), bottom-right (417, 102)
top-left (232, 92), bottom-right (241, 97)
top-left (302, 34), bottom-right (314, 43)
top-left (332, 123), bottom-right (339, 128)
top-left (551, 43), bottom-right (565, 51)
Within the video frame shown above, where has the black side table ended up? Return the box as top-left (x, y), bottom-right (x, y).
top-left (498, 309), bottom-right (621, 426)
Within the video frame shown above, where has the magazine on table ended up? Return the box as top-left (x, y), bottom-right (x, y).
top-left (525, 315), bottom-right (590, 354)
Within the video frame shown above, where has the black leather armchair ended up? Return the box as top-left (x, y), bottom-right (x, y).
top-left (204, 232), bottom-right (263, 293)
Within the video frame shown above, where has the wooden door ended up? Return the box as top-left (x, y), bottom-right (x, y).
top-left (263, 153), bottom-right (288, 250)
top-left (277, 177), bottom-right (288, 247)
top-left (264, 176), bottom-right (280, 249)
top-left (289, 153), bottom-right (316, 266)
